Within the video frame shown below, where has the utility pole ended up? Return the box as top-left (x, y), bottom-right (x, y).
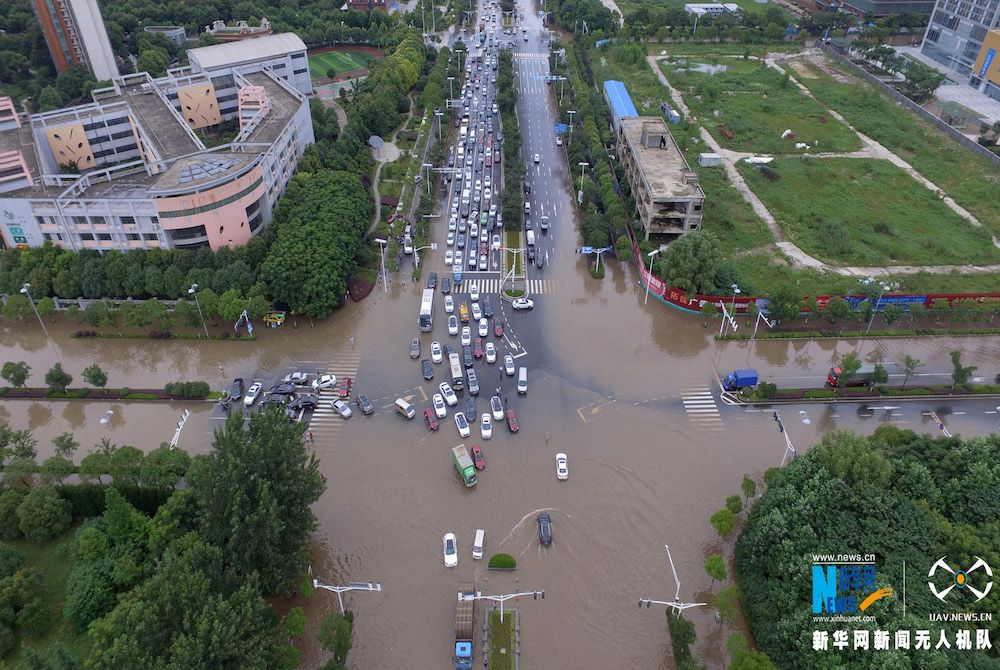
top-left (313, 577), bottom-right (383, 615)
top-left (375, 237), bottom-right (389, 294)
top-left (461, 588), bottom-right (545, 623)
top-left (638, 545), bottom-right (707, 617)
top-left (567, 110), bottom-right (576, 143)
top-left (773, 411), bottom-right (797, 466)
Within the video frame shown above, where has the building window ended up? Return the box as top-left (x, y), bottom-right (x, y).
top-left (157, 177), bottom-right (263, 217)
top-left (43, 233), bottom-right (63, 241)
top-left (971, 24), bottom-right (987, 40)
top-left (72, 216), bottom-right (87, 226)
top-left (126, 233), bottom-right (140, 241)
top-left (92, 216), bottom-right (107, 226)
top-left (293, 68), bottom-right (307, 75)
top-left (958, 1), bottom-right (971, 15)
top-left (97, 233), bottom-right (112, 241)
top-left (927, 27), bottom-right (941, 41)
top-left (963, 41), bottom-right (982, 60)
top-left (79, 233), bottom-right (94, 241)
top-left (168, 225), bottom-right (207, 241)
top-left (120, 216), bottom-right (136, 225)
top-left (143, 233), bottom-right (159, 241)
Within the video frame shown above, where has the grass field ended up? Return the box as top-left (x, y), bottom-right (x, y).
top-left (308, 50), bottom-right (375, 79)
top-left (487, 610), bottom-right (516, 670)
top-left (739, 157), bottom-right (1000, 266)
top-left (661, 57), bottom-right (862, 154)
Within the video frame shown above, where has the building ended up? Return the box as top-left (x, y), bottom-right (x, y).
top-left (836, 0), bottom-right (934, 16)
top-left (616, 117), bottom-right (705, 242)
top-left (683, 3), bottom-right (740, 15)
top-left (603, 80), bottom-right (638, 133)
top-left (920, 0), bottom-right (1000, 75)
top-left (187, 33), bottom-right (312, 97)
top-left (144, 26), bottom-right (188, 48)
top-left (0, 34), bottom-right (314, 252)
top-left (971, 29), bottom-right (1000, 101)
top-left (203, 18), bottom-right (273, 42)
top-left (31, 0), bottom-right (119, 81)
top-left (346, 0), bottom-right (388, 10)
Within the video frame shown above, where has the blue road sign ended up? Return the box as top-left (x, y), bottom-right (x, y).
top-left (554, 123), bottom-right (569, 134)
top-left (580, 246), bottom-right (594, 254)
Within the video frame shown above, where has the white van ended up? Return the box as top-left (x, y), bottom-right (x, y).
top-left (472, 529), bottom-right (485, 560)
top-left (395, 398), bottom-right (415, 419)
top-left (403, 236), bottom-right (413, 254)
top-left (517, 367), bottom-right (528, 395)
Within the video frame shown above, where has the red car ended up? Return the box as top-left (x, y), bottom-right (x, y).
top-left (485, 155), bottom-right (492, 168)
top-left (474, 338), bottom-right (484, 359)
top-left (424, 408), bottom-right (439, 431)
top-left (470, 444), bottom-right (486, 470)
top-left (505, 409), bottom-right (519, 433)
top-left (338, 376), bottom-right (353, 399)
top-left (494, 322), bottom-right (504, 338)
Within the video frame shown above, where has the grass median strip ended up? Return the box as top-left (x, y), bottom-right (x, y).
top-left (487, 609), bottom-right (516, 670)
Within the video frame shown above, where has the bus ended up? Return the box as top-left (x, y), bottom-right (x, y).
top-left (419, 289), bottom-right (434, 332)
top-left (448, 353), bottom-right (465, 390)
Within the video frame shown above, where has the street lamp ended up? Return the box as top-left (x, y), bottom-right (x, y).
top-left (859, 276), bottom-right (899, 353)
top-left (188, 283), bottom-right (209, 339)
top-left (313, 578), bottom-right (383, 614)
top-left (413, 243), bottom-right (437, 270)
top-left (19, 283), bottom-right (49, 338)
top-left (460, 588), bottom-right (544, 623)
top-left (720, 283), bottom-right (740, 337)
top-left (644, 249), bottom-right (660, 305)
top-left (375, 238), bottom-right (389, 294)
top-left (435, 109), bottom-right (444, 141)
top-left (577, 161), bottom-right (588, 204)
top-left (422, 162), bottom-right (433, 195)
top-left (638, 545), bottom-right (707, 617)
top-left (566, 110), bottom-right (576, 143)
top-left (447, 75), bottom-right (455, 99)
top-left (774, 411), bottom-right (797, 466)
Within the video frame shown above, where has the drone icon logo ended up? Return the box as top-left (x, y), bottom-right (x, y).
top-left (927, 556), bottom-right (993, 603)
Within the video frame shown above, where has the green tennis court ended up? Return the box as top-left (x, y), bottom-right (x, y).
top-left (308, 50), bottom-right (375, 78)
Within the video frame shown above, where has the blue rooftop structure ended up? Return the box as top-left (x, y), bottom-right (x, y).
top-left (603, 80), bottom-right (638, 132)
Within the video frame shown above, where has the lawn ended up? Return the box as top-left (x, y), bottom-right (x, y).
top-left (307, 50), bottom-right (375, 79)
top-left (738, 157), bottom-right (1000, 266)
top-left (660, 57), bottom-right (862, 154)
top-left (487, 609), bottom-right (516, 670)
top-left (648, 42), bottom-right (802, 58)
top-left (793, 57), bottom-right (1000, 236)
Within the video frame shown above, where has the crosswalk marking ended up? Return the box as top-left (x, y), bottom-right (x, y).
top-left (453, 278), bottom-right (553, 294)
top-left (514, 52), bottom-right (549, 60)
top-left (681, 388), bottom-right (723, 428)
top-left (307, 355), bottom-right (362, 436)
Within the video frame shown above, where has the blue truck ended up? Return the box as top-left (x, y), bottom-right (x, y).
top-left (723, 369), bottom-right (759, 392)
top-left (454, 583), bottom-right (476, 669)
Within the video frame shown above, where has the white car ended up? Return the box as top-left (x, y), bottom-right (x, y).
top-left (455, 251), bottom-right (464, 268)
top-left (243, 382), bottom-right (262, 406)
top-left (556, 453), bottom-right (569, 480)
top-left (332, 399), bottom-right (353, 418)
top-left (448, 315), bottom-right (459, 335)
top-left (533, 153), bottom-right (540, 163)
top-left (471, 302), bottom-right (483, 321)
top-left (478, 318), bottom-right (488, 337)
top-left (311, 374), bottom-right (337, 392)
top-left (479, 254), bottom-right (488, 271)
top-left (481, 414), bottom-right (493, 439)
top-left (483, 187), bottom-right (491, 202)
top-left (503, 355), bottom-right (515, 377)
top-left (449, 217), bottom-right (457, 232)
top-left (491, 234), bottom-right (501, 251)
top-left (469, 282), bottom-right (480, 302)
top-left (445, 250), bottom-right (454, 265)
top-left (556, 136), bottom-right (563, 146)
top-left (511, 298), bottom-right (534, 310)
top-left (447, 231), bottom-right (455, 247)
top-left (469, 223), bottom-right (479, 239)
top-left (433, 393), bottom-right (448, 418)
top-left (490, 395), bottom-right (504, 421)
top-left (431, 341), bottom-right (443, 364)
top-left (443, 532), bottom-right (458, 567)
top-left (284, 371), bottom-right (310, 385)
top-left (444, 295), bottom-right (455, 313)
top-left (439, 382), bottom-right (458, 406)
top-left (455, 412), bottom-right (471, 438)
top-left (485, 342), bottom-right (496, 363)
top-left (461, 326), bottom-right (472, 346)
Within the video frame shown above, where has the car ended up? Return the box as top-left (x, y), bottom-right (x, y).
top-left (447, 231), bottom-right (455, 247)
top-left (471, 302), bottom-right (483, 321)
top-left (337, 377), bottom-right (353, 398)
top-left (289, 394), bottom-right (320, 411)
top-left (535, 252), bottom-right (544, 269)
top-left (227, 378), bottom-right (244, 402)
top-left (311, 374), bottom-right (337, 392)
top-left (465, 396), bottom-right (477, 421)
top-left (503, 355), bottom-right (515, 376)
top-left (421, 359), bottom-right (434, 381)
top-left (483, 296), bottom-right (494, 318)
top-left (494, 321), bottom-right (504, 338)
top-left (283, 371), bottom-right (310, 386)
top-left (439, 382), bottom-right (458, 406)
top-left (463, 345), bottom-right (474, 368)
top-left (480, 414), bottom-right (493, 439)
top-left (537, 512), bottom-right (552, 546)
top-left (441, 277), bottom-right (452, 294)
top-left (533, 153), bottom-right (540, 163)
top-left (433, 393), bottom-right (448, 418)
top-left (511, 298), bottom-right (534, 310)
top-left (424, 408), bottom-right (440, 431)
top-left (445, 250), bottom-right (454, 265)
top-left (505, 409), bottom-right (519, 433)
top-left (485, 342), bottom-right (497, 363)
top-left (443, 532), bottom-right (458, 567)
top-left (478, 318), bottom-right (489, 338)
top-left (474, 338), bottom-right (484, 359)
top-left (269, 383), bottom-right (297, 396)
top-left (457, 234), bottom-right (466, 250)
top-left (469, 282), bottom-right (480, 301)
top-left (540, 216), bottom-right (549, 231)
top-left (467, 368), bottom-right (480, 395)
top-left (490, 395), bottom-right (504, 421)
top-left (355, 393), bottom-right (374, 415)
top-left (471, 444), bottom-right (486, 469)
top-left (469, 223), bottom-right (479, 239)
top-left (427, 272), bottom-right (438, 289)
top-left (332, 399), bottom-right (353, 418)
top-left (468, 253), bottom-right (477, 269)
top-left (556, 136), bottom-right (563, 146)
top-left (455, 412), bottom-right (471, 438)
top-left (244, 382), bottom-right (263, 406)
top-left (448, 315), bottom-right (459, 335)
top-left (431, 341), bottom-right (443, 364)
top-left (265, 393), bottom-right (290, 408)
top-left (459, 303), bottom-right (470, 323)
top-left (444, 295), bottom-right (455, 314)
top-left (556, 453), bottom-right (568, 480)
top-left (449, 217), bottom-right (457, 232)
top-left (461, 326), bottom-right (472, 346)
top-left (410, 338), bottom-right (421, 359)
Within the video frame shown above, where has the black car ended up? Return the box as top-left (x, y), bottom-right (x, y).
top-left (527, 246), bottom-right (536, 261)
top-left (537, 513), bottom-right (552, 546)
top-left (441, 277), bottom-right (452, 294)
top-left (444, 343), bottom-right (455, 357)
top-left (427, 272), bottom-right (438, 289)
top-left (289, 394), bottom-right (320, 411)
top-left (421, 359), bottom-right (434, 381)
top-left (482, 296), bottom-right (493, 319)
top-left (264, 393), bottom-right (290, 408)
top-left (269, 383), bottom-right (296, 396)
top-left (463, 345), bottom-right (474, 368)
top-left (535, 252), bottom-right (544, 269)
top-left (465, 397), bottom-right (477, 422)
top-left (355, 393), bottom-right (375, 415)
top-left (229, 377), bottom-right (244, 401)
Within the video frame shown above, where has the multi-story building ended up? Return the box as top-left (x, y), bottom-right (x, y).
top-left (31, 0), bottom-right (119, 81)
top-left (143, 26), bottom-right (188, 48)
top-left (347, 0), bottom-right (388, 10)
top-left (203, 18), bottom-right (273, 42)
top-left (921, 0), bottom-right (1000, 75)
top-left (0, 33), bottom-right (314, 252)
top-left (970, 29), bottom-right (1000, 101)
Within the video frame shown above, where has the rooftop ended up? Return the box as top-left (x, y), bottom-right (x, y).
top-left (103, 81), bottom-right (201, 160)
top-left (619, 117), bottom-right (704, 200)
top-left (603, 80), bottom-right (638, 120)
top-left (151, 152), bottom-right (258, 193)
top-left (187, 33), bottom-right (307, 71)
top-left (241, 71), bottom-right (301, 144)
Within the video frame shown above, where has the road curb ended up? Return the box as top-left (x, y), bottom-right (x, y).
top-left (734, 393), bottom-right (1000, 406)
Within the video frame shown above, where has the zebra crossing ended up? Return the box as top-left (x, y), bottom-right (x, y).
top-left (681, 386), bottom-right (723, 428)
top-left (306, 354), bottom-right (362, 437)
top-left (514, 52), bottom-right (550, 60)
top-left (454, 278), bottom-right (553, 295)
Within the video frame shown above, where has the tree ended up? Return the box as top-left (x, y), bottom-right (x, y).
top-left (950, 350), bottom-right (976, 388)
top-left (16, 486), bottom-right (72, 541)
top-left (741, 474), bottom-right (756, 505)
top-left (3, 294), bottom-right (32, 321)
top-left (701, 301), bottom-right (718, 327)
top-left (704, 553), bottom-right (727, 588)
top-left (53, 433), bottom-right (80, 461)
top-left (872, 363), bottom-right (888, 385)
top-left (902, 354), bottom-right (923, 389)
top-left (710, 508), bottom-right (735, 538)
top-left (834, 351), bottom-right (861, 389)
top-left (188, 410), bottom-right (325, 594)
top-left (140, 444), bottom-right (191, 489)
top-left (82, 363), bottom-right (108, 390)
top-left (44, 363), bottom-right (73, 394)
top-left (715, 585), bottom-right (741, 627)
top-left (824, 296), bottom-right (850, 325)
top-left (1, 361), bottom-right (31, 388)
top-left (729, 650), bottom-right (778, 669)
top-left (40, 456), bottom-right (74, 485)
top-left (108, 446), bottom-right (144, 487)
top-left (726, 495), bottom-right (742, 515)
top-left (881, 303), bottom-right (902, 326)
top-left (764, 286), bottom-right (801, 325)
top-left (657, 231), bottom-right (723, 295)
top-left (136, 48), bottom-right (169, 77)
top-left (318, 611), bottom-right (354, 665)
top-left (0, 490), bottom-right (26, 541)
top-left (907, 301), bottom-right (926, 323)
top-left (38, 86), bottom-right (64, 112)
top-left (64, 561), bottom-right (117, 631)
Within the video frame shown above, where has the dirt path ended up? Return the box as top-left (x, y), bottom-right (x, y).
top-left (368, 92), bottom-right (415, 236)
top-left (330, 100), bottom-right (348, 133)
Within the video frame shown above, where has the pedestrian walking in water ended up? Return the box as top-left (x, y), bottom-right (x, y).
top-left (218, 364), bottom-right (224, 375)
top-left (308, 431), bottom-right (315, 443)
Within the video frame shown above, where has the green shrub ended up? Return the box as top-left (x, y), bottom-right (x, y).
top-left (487, 553), bottom-right (517, 569)
top-left (755, 382), bottom-right (777, 399)
top-left (164, 381), bottom-right (211, 398)
top-left (803, 389), bottom-right (838, 399)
